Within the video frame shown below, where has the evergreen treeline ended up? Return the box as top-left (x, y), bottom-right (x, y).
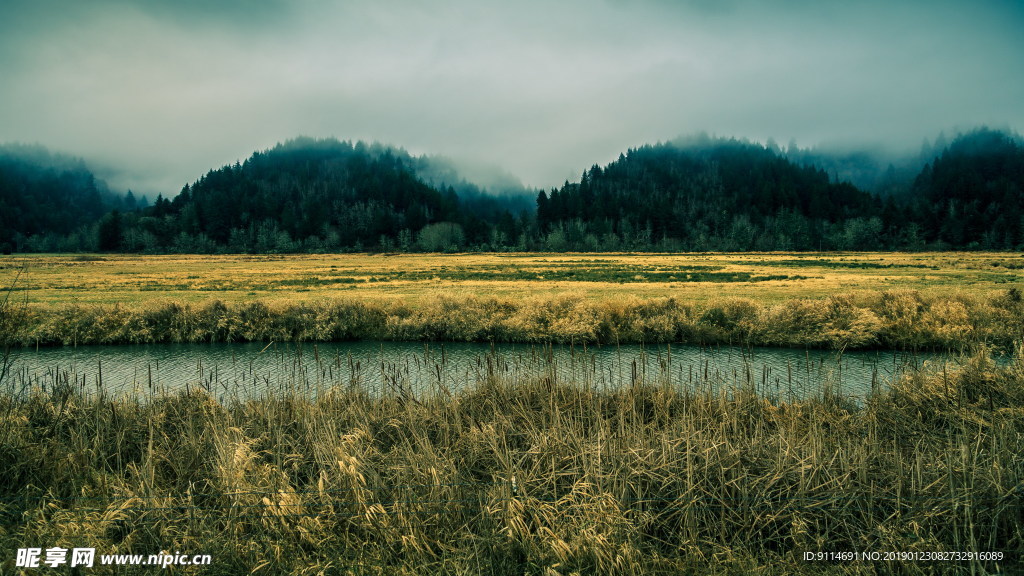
top-left (1, 128), bottom-right (1022, 253)
top-left (907, 128), bottom-right (1024, 249)
top-left (536, 136), bottom-right (878, 251)
top-left (114, 138), bottom-right (533, 253)
top-left (0, 145), bottom-right (111, 253)
top-left (534, 129), bottom-right (1023, 251)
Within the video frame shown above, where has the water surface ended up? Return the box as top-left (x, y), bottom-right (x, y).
top-left (2, 341), bottom-right (955, 402)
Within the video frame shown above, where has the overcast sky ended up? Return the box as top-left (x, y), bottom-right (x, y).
top-left (2, 0), bottom-right (1022, 195)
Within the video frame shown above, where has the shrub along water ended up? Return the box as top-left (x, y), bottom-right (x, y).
top-left (0, 347), bottom-right (1020, 574)
top-left (5, 289), bottom-right (1024, 351)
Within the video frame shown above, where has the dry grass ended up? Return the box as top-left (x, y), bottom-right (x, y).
top-left (0, 348), bottom-right (1020, 575)
top-left (1, 252), bottom-right (1020, 307)
top-left (4, 252), bottom-right (1021, 350)
top-left (3, 288), bottom-right (1022, 351)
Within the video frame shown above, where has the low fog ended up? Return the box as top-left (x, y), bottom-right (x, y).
top-left (1, 0), bottom-right (1022, 196)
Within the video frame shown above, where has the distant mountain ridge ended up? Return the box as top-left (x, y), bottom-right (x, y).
top-left (1, 128), bottom-right (1021, 253)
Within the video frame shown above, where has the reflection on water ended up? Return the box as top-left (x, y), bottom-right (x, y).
top-left (3, 341), bottom-right (950, 402)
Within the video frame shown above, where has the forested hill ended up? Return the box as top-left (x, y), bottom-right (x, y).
top-left (537, 137), bottom-right (877, 251)
top-left (119, 138), bottom-right (532, 253)
top-left (535, 130), bottom-right (1023, 251)
top-left (0, 145), bottom-right (123, 253)
top-left (909, 128), bottom-right (1024, 248)
top-left (2, 129), bottom-right (1022, 253)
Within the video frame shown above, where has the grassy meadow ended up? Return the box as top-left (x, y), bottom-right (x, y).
top-left (2, 252), bottom-right (1022, 306)
top-left (1, 252), bottom-right (1023, 350)
top-left (1, 252), bottom-right (1023, 574)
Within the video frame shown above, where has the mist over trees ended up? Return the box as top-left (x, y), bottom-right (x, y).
top-left (111, 138), bottom-right (534, 253)
top-left (908, 128), bottom-right (1024, 249)
top-left (0, 144), bottom-right (139, 253)
top-left (1, 129), bottom-right (1022, 254)
top-left (536, 135), bottom-right (877, 251)
top-left (530, 129), bottom-right (1022, 251)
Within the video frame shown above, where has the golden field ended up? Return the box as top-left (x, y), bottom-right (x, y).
top-left (2, 252), bottom-right (1023, 350)
top-left (1, 251), bottom-right (1021, 306)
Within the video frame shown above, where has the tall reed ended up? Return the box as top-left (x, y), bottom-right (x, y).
top-left (9, 289), bottom-right (1024, 351)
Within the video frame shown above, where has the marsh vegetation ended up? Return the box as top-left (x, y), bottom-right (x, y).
top-left (2, 252), bottom-right (1023, 351)
top-left (0, 346), bottom-right (1021, 574)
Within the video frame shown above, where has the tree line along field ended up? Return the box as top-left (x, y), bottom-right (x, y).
top-left (2, 252), bottom-right (1023, 350)
top-left (8, 130), bottom-right (1024, 257)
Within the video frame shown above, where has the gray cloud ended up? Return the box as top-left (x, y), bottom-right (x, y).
top-left (1, 0), bottom-right (1021, 194)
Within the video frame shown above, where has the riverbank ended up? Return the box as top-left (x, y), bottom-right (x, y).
top-left (3, 289), bottom-right (1023, 350)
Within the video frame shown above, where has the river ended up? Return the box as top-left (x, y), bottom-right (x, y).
top-left (0, 341), bottom-right (961, 402)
